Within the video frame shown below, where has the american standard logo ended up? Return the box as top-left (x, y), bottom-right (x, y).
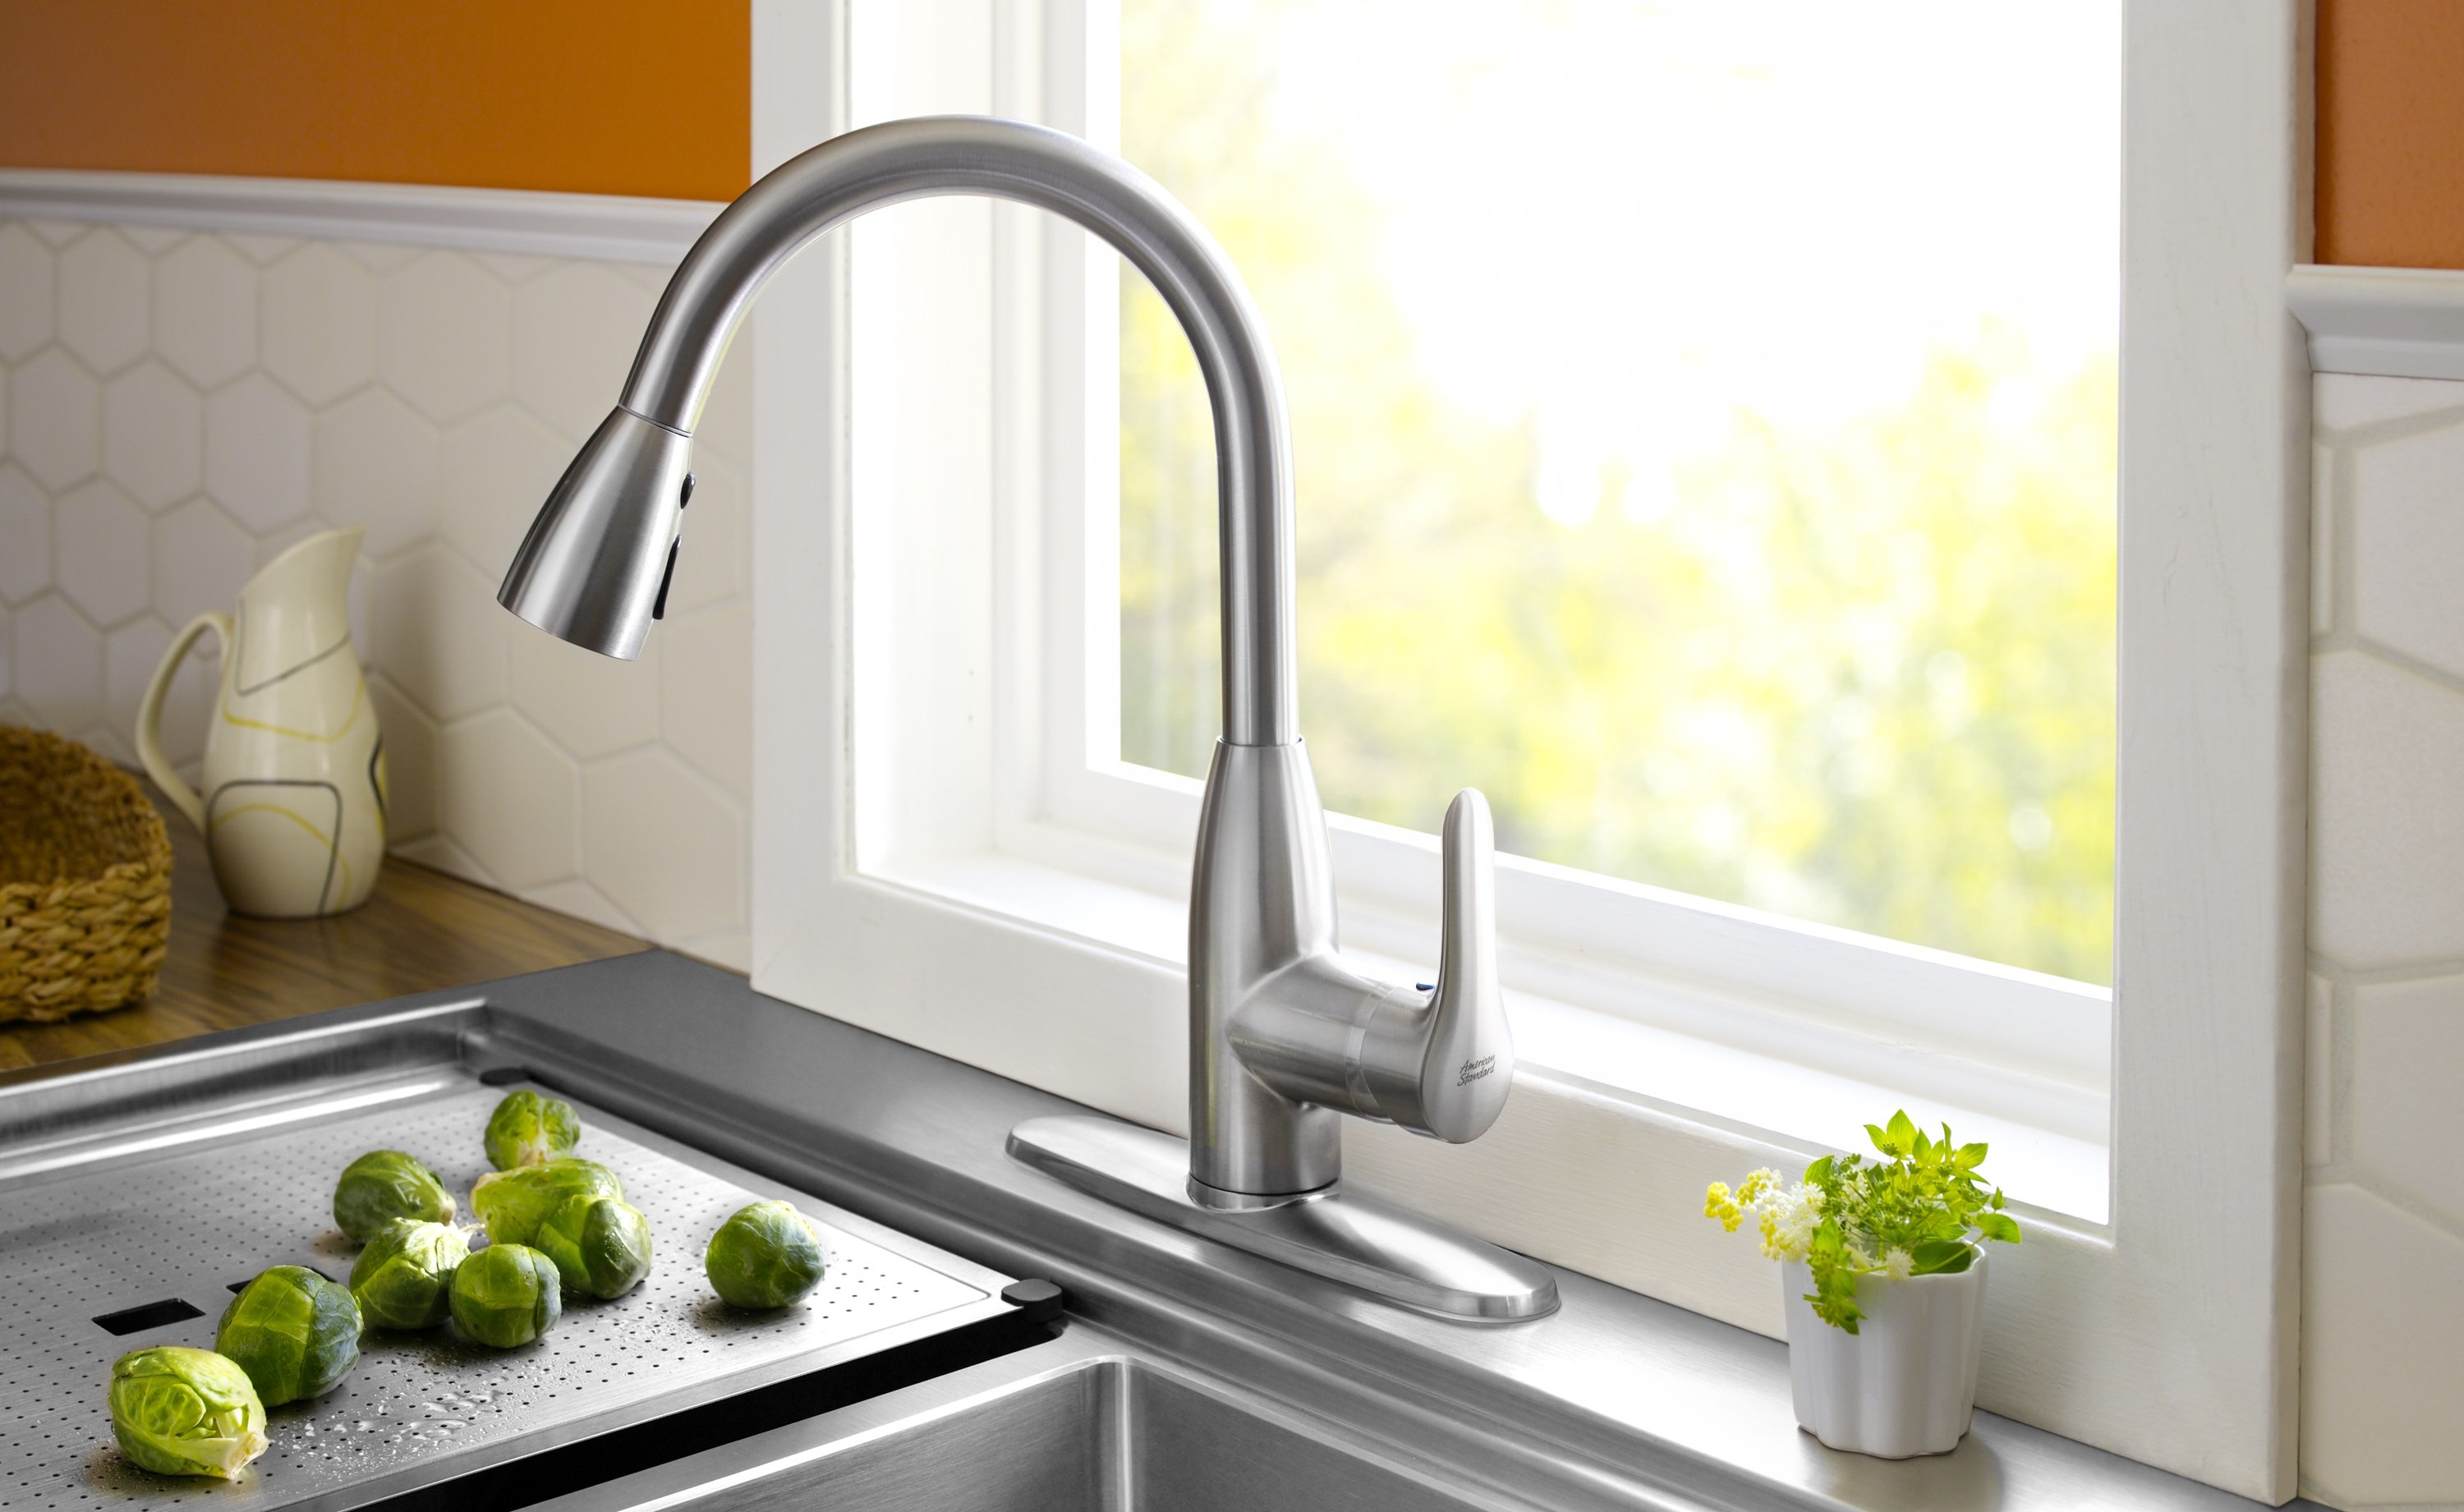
top-left (1455, 1054), bottom-right (1496, 1087)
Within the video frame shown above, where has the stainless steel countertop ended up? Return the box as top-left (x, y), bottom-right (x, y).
top-left (4, 951), bottom-right (2319, 1512)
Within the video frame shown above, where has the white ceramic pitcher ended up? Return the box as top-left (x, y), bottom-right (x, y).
top-left (136, 526), bottom-right (387, 917)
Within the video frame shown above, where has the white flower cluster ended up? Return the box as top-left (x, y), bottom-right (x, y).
top-left (1704, 1167), bottom-right (1824, 1263)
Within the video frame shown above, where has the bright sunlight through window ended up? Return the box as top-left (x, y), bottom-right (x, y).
top-left (1116, 1), bottom-right (2120, 984)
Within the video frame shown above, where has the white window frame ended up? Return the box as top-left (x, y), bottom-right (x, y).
top-left (746, 0), bottom-right (2309, 1498)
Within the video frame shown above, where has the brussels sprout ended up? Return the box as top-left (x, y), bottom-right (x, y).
top-left (471, 1157), bottom-right (623, 1247)
top-left (449, 1243), bottom-right (562, 1348)
top-left (215, 1266), bottom-right (361, 1407)
top-left (333, 1150), bottom-right (456, 1243)
top-left (109, 1346), bottom-right (269, 1479)
top-left (704, 1201), bottom-right (827, 1309)
top-left (349, 1218), bottom-right (471, 1330)
top-left (484, 1090), bottom-right (582, 1170)
top-left (535, 1193), bottom-right (653, 1300)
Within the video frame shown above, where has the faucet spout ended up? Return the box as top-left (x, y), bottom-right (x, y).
top-left (504, 115), bottom-right (1547, 1318)
top-left (504, 115), bottom-right (1295, 745)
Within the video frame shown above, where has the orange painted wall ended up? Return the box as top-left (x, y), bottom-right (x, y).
top-left (0, 2), bottom-right (2454, 259)
top-left (0, 2), bottom-right (750, 203)
top-left (2318, 0), bottom-right (2464, 268)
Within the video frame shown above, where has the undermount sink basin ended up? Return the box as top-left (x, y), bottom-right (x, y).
top-left (536, 1343), bottom-right (1506, 1512)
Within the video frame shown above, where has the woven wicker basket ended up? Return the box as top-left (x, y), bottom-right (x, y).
top-left (1, 727), bottom-right (172, 1023)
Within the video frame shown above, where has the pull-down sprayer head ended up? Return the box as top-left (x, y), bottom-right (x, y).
top-left (499, 408), bottom-right (692, 660)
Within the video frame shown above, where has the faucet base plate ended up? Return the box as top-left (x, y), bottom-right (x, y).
top-left (1006, 1114), bottom-right (1559, 1323)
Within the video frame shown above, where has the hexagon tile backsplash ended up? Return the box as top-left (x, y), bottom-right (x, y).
top-left (2301, 371), bottom-right (2464, 1510)
top-left (0, 217), bottom-right (752, 971)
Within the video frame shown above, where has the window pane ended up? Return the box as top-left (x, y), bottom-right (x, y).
top-left (1117, 1), bottom-right (2118, 984)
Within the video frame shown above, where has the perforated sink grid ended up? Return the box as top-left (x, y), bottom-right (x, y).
top-left (0, 1082), bottom-right (995, 1512)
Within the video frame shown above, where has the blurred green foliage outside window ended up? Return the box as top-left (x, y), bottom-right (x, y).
top-left (1117, 1), bottom-right (2118, 984)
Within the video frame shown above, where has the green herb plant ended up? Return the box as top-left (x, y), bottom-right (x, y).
top-left (1703, 1110), bottom-right (2021, 1334)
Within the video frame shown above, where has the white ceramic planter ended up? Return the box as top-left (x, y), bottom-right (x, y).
top-left (1781, 1252), bottom-right (1988, 1458)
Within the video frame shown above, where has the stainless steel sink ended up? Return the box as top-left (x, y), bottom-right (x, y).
top-left (530, 1330), bottom-right (1520, 1512)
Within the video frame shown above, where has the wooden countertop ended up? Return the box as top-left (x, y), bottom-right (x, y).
top-left (1, 784), bottom-right (649, 1074)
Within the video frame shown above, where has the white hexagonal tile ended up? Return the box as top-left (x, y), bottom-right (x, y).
top-left (510, 264), bottom-right (654, 438)
top-left (261, 243), bottom-right (378, 406)
top-left (658, 601), bottom-right (750, 799)
top-left (99, 623), bottom-right (182, 768)
top-left (582, 748), bottom-right (742, 942)
top-left (2301, 1184), bottom-right (2464, 1505)
top-left (2305, 972), bottom-right (2333, 1169)
top-left (102, 361), bottom-right (203, 512)
top-left (25, 222), bottom-right (80, 250)
top-left (438, 709), bottom-right (579, 889)
top-left (2312, 650), bottom-right (2464, 969)
top-left (103, 617), bottom-right (210, 768)
top-left (0, 464), bottom-right (49, 605)
top-left (0, 224), bottom-right (53, 362)
top-left (693, 333), bottom-right (753, 468)
top-left (12, 594), bottom-right (103, 733)
top-left (223, 232), bottom-right (301, 267)
top-left (249, 516), bottom-right (329, 572)
top-left (80, 723), bottom-right (137, 768)
top-left (2310, 439), bottom-right (2334, 637)
top-left (517, 880), bottom-right (641, 936)
top-left (53, 479), bottom-right (149, 627)
top-left (155, 237), bottom-right (258, 388)
top-left (56, 228), bottom-right (150, 377)
top-left (377, 252), bottom-right (509, 424)
top-left (2350, 972), bottom-right (2464, 1228)
top-left (313, 388), bottom-right (438, 560)
top-left (0, 352), bottom-right (10, 459)
top-left (439, 403), bottom-right (568, 576)
top-left (0, 608), bottom-right (11, 701)
top-left (151, 498), bottom-right (256, 629)
top-left (122, 227), bottom-right (183, 255)
top-left (2314, 372), bottom-right (2464, 434)
top-left (664, 456), bottom-right (742, 615)
top-left (11, 347), bottom-right (100, 490)
top-left (397, 831), bottom-right (490, 886)
top-left (472, 251), bottom-right (554, 286)
top-left (508, 623), bottom-right (659, 760)
top-left (366, 673), bottom-right (438, 841)
top-left (366, 546), bottom-right (507, 722)
top-left (204, 374), bottom-right (311, 533)
top-left (2351, 421), bottom-right (2464, 680)
top-left (340, 241), bottom-right (421, 275)
top-left (678, 931), bottom-right (750, 974)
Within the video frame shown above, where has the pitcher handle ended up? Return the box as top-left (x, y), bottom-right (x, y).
top-left (136, 611), bottom-right (231, 832)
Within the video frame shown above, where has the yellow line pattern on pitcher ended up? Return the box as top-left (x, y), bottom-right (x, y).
top-left (205, 802), bottom-right (353, 904)
top-left (218, 678), bottom-right (365, 742)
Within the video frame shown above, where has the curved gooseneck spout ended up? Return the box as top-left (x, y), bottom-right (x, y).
top-left (502, 116), bottom-right (1550, 1320)
top-left (506, 115), bottom-right (1294, 747)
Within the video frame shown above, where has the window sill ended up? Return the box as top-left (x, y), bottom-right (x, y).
top-left (871, 844), bottom-right (2109, 1225)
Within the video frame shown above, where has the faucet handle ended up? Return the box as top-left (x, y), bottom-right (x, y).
top-left (1360, 789), bottom-right (1512, 1142)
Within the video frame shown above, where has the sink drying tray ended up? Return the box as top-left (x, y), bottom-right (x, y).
top-left (0, 1070), bottom-right (1021, 1512)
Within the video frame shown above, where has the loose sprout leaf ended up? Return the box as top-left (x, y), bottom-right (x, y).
top-left (108, 1347), bottom-right (269, 1479)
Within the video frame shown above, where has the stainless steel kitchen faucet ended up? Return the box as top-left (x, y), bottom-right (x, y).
top-left (499, 116), bottom-right (1556, 1321)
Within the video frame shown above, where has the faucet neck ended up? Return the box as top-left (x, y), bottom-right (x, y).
top-left (619, 115), bottom-right (1299, 747)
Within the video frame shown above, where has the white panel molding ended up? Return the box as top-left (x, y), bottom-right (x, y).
top-left (0, 169), bottom-right (722, 264)
top-left (2290, 263), bottom-right (2464, 381)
